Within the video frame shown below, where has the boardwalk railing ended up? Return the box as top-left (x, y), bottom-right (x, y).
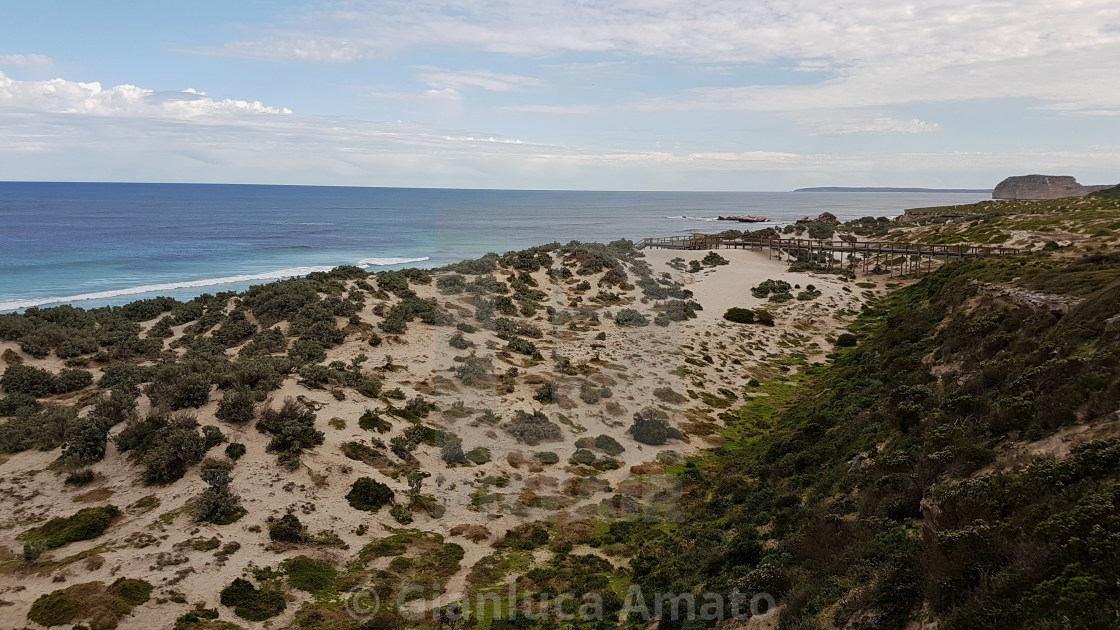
top-left (637, 235), bottom-right (1019, 276)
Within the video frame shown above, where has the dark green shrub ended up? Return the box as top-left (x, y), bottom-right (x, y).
top-left (594, 434), bottom-right (625, 456)
top-left (454, 354), bottom-right (493, 387)
top-left (18, 505), bottom-right (121, 550)
top-left (440, 435), bottom-right (467, 464)
top-left (115, 410), bottom-right (211, 484)
top-left (257, 398), bottom-right (324, 469)
top-left (225, 442), bottom-right (246, 460)
top-left (64, 468), bottom-right (95, 486)
top-left (534, 382), bottom-right (558, 404)
top-left (535, 451), bottom-right (560, 464)
top-left (628, 408), bottom-right (683, 445)
top-left (269, 513), bottom-right (307, 543)
top-left (614, 308), bottom-right (649, 326)
top-left (347, 477), bottom-right (395, 512)
top-left (723, 307), bottom-right (755, 324)
top-left (219, 578), bottom-right (286, 621)
top-left (216, 389), bottom-right (256, 423)
top-left (503, 410), bottom-right (562, 445)
top-left (449, 332), bottom-right (473, 349)
top-left (359, 409), bottom-right (392, 433)
top-left (506, 336), bottom-right (538, 356)
top-left (569, 448), bottom-right (597, 465)
top-left (27, 578), bottom-right (152, 629)
top-left (836, 333), bottom-right (858, 347)
top-left (701, 251), bottom-right (730, 267)
top-left (195, 459), bottom-right (244, 525)
top-left (751, 279), bottom-right (792, 299)
top-left (465, 446), bottom-right (491, 464)
top-left (754, 309), bottom-right (775, 326)
top-left (1, 364), bottom-right (57, 397)
top-left (282, 555), bottom-right (337, 595)
top-left (580, 382), bottom-right (612, 404)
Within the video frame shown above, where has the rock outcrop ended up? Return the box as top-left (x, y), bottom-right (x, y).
top-left (992, 174), bottom-right (1112, 200)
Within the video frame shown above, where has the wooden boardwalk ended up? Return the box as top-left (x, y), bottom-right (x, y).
top-left (637, 235), bottom-right (1019, 276)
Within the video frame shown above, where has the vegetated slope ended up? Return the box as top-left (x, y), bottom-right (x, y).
top-left (624, 253), bottom-right (1120, 629)
top-left (892, 194), bottom-right (1120, 249)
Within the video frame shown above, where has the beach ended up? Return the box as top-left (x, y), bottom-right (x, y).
top-left (0, 242), bottom-right (872, 628)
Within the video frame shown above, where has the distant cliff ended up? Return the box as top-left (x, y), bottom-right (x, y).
top-left (992, 174), bottom-right (1112, 200)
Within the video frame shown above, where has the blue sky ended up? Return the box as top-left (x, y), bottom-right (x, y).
top-left (1, 0), bottom-right (1118, 190)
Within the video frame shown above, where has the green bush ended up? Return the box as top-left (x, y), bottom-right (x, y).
top-left (506, 336), bottom-right (539, 356)
top-left (281, 555), bottom-right (337, 595)
top-left (440, 435), bottom-right (467, 464)
top-left (347, 477), bottom-right (395, 512)
top-left (701, 251), bottom-right (730, 267)
top-left (269, 513), bottom-right (307, 543)
top-left (836, 333), bottom-right (858, 347)
top-left (114, 410), bottom-right (212, 484)
top-left (723, 307), bottom-right (755, 323)
top-left (569, 448), bottom-right (597, 465)
top-left (1, 364), bottom-right (58, 397)
top-left (535, 451), bottom-right (560, 464)
top-left (503, 410), bottom-right (562, 445)
top-left (27, 578), bottom-right (153, 629)
top-left (195, 460), bottom-right (245, 525)
top-left (215, 389), bottom-right (256, 423)
top-left (225, 442), bottom-right (246, 460)
top-left (219, 578), bottom-right (286, 621)
top-left (465, 446), bottom-right (491, 464)
top-left (614, 308), bottom-right (649, 327)
top-left (534, 382), bottom-right (559, 404)
top-left (754, 309), bottom-right (775, 326)
top-left (580, 381), bottom-right (612, 404)
top-left (257, 398), bottom-right (324, 470)
top-left (594, 434), bottom-right (625, 456)
top-left (18, 505), bottom-right (121, 550)
top-left (751, 279), bottom-right (792, 299)
top-left (359, 409), bottom-right (392, 433)
top-left (628, 408), bottom-right (683, 445)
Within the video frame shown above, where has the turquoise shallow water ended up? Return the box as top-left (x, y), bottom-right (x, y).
top-left (0, 182), bottom-right (989, 311)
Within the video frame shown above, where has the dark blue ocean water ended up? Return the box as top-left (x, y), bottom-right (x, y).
top-left (0, 182), bottom-right (989, 311)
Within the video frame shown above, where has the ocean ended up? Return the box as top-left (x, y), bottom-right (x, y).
top-left (0, 182), bottom-right (990, 311)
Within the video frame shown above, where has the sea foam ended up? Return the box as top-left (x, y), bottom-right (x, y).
top-left (0, 256), bottom-right (432, 311)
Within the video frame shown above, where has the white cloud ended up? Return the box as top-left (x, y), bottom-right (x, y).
top-left (0, 72), bottom-right (291, 118)
top-left (1, 70), bottom-right (1117, 189)
top-left (790, 112), bottom-right (940, 136)
top-left (416, 68), bottom-right (543, 92)
top-left (0, 54), bottom-right (52, 66)
top-left (206, 0), bottom-right (1120, 118)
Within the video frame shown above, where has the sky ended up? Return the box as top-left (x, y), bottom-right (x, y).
top-left (0, 0), bottom-right (1118, 191)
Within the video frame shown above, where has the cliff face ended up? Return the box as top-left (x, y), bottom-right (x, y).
top-left (993, 174), bottom-right (1111, 200)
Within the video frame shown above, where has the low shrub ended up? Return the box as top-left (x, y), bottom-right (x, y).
top-left (269, 513), bottom-right (307, 543)
top-left (347, 477), bottom-right (395, 512)
top-left (628, 408), bottom-right (684, 445)
top-left (225, 442), bottom-right (247, 460)
top-left (723, 307), bottom-right (755, 324)
top-left (282, 555), bottom-right (338, 595)
top-left (503, 410), bottom-right (563, 445)
top-left (359, 409), bottom-right (392, 433)
top-left (18, 505), bottom-right (121, 550)
top-left (27, 578), bottom-right (153, 629)
top-left (219, 578), bottom-right (286, 621)
top-left (466, 446), bottom-right (491, 464)
top-left (614, 308), bottom-right (649, 327)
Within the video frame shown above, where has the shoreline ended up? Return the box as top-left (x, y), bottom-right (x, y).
top-left (0, 240), bottom-right (874, 628)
